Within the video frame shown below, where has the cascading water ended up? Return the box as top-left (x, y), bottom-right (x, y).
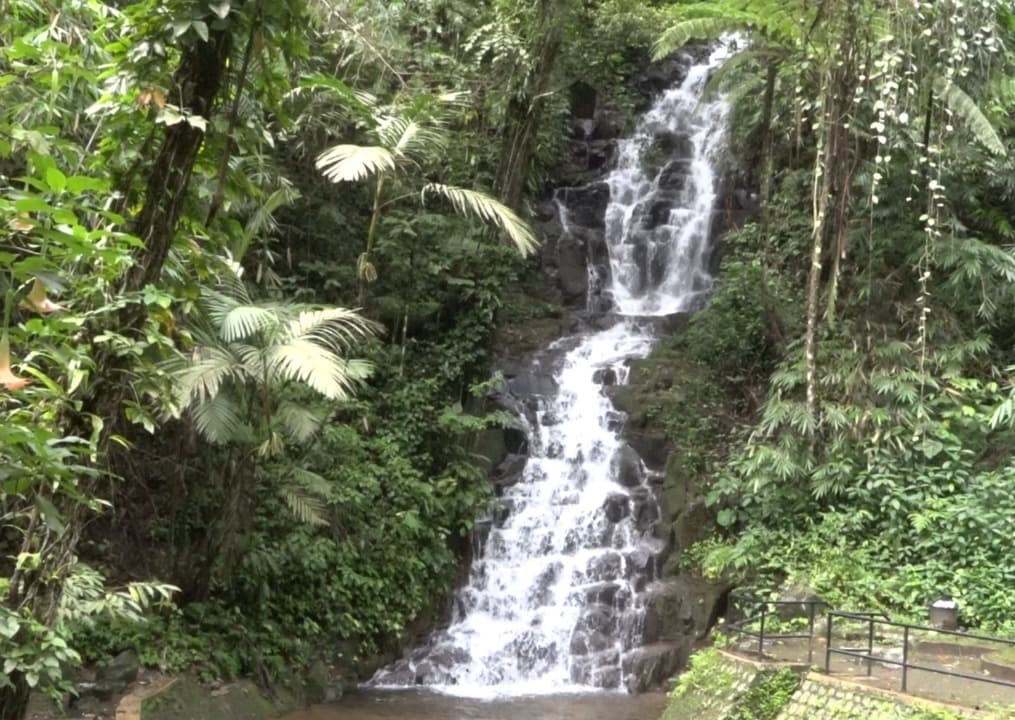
top-left (371, 42), bottom-right (732, 698)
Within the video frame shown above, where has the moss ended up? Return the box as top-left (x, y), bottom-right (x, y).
top-left (141, 677), bottom-right (283, 720)
top-left (729, 668), bottom-right (800, 720)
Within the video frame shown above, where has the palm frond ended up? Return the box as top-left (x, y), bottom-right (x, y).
top-left (285, 308), bottom-right (379, 349)
top-left (934, 77), bottom-right (1007, 157)
top-left (422, 183), bottom-right (539, 257)
top-left (267, 339), bottom-right (363, 400)
top-left (278, 482), bottom-right (329, 526)
top-left (276, 401), bottom-right (327, 444)
top-left (316, 144), bottom-right (396, 183)
top-left (217, 303), bottom-right (278, 342)
top-left (175, 345), bottom-right (249, 404)
top-left (191, 394), bottom-right (249, 445)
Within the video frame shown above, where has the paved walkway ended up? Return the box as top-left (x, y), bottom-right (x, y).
top-left (728, 634), bottom-right (1015, 711)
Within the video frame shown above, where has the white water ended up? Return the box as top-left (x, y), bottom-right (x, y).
top-left (371, 43), bottom-right (731, 699)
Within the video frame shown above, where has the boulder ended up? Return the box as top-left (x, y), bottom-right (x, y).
top-left (623, 642), bottom-right (688, 692)
top-left (557, 183), bottom-right (610, 229)
top-left (641, 577), bottom-right (728, 646)
top-left (592, 368), bottom-right (618, 386)
top-left (775, 586), bottom-right (825, 620)
top-left (92, 650), bottom-right (139, 697)
top-left (586, 551), bottom-right (623, 582)
top-left (611, 444), bottom-right (643, 487)
top-left (602, 493), bottom-right (630, 523)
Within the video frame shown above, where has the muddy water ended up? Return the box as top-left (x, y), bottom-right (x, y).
top-left (280, 690), bottom-right (668, 720)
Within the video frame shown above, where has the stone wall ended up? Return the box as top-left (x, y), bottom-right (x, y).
top-left (662, 651), bottom-right (995, 720)
top-left (779, 674), bottom-right (987, 720)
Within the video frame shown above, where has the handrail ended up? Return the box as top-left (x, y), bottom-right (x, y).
top-left (824, 610), bottom-right (1015, 693)
top-left (725, 592), bottom-right (827, 665)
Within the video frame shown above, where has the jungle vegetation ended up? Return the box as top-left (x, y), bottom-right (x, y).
top-left (0, 0), bottom-right (1012, 717)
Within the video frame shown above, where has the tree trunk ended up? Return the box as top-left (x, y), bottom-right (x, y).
top-left (496, 0), bottom-right (566, 210)
top-left (0, 673), bottom-right (30, 720)
top-left (124, 30), bottom-right (233, 293)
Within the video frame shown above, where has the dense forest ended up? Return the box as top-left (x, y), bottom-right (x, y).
top-left (0, 0), bottom-right (1012, 718)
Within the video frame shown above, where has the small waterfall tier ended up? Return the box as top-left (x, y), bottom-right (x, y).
top-left (370, 41), bottom-right (732, 698)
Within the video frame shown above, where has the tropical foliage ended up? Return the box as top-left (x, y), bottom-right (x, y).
top-left (0, 0), bottom-right (1013, 715)
top-left (652, 0), bottom-right (1015, 632)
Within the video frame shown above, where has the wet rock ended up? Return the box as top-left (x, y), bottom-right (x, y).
top-left (592, 368), bottom-right (618, 386)
top-left (586, 551), bottom-right (623, 581)
top-left (577, 604), bottom-right (618, 636)
top-left (641, 577), bottom-right (728, 647)
top-left (603, 493), bottom-right (630, 523)
top-left (540, 411), bottom-right (561, 426)
top-left (581, 582), bottom-right (622, 606)
top-left (624, 548), bottom-right (658, 581)
top-left (493, 499), bottom-right (514, 527)
top-left (546, 440), bottom-right (564, 458)
top-left (93, 650), bottom-right (139, 697)
top-left (491, 453), bottom-right (527, 487)
top-left (557, 233), bottom-right (590, 304)
top-left (528, 562), bottom-right (563, 607)
top-left (604, 411), bottom-right (624, 432)
top-left (658, 158), bottom-right (693, 191)
top-left (593, 667), bottom-right (622, 689)
top-left (623, 642), bottom-right (688, 692)
top-left (570, 81), bottom-right (597, 119)
top-left (612, 444), bottom-right (643, 487)
top-left (631, 495), bottom-right (660, 532)
top-left (557, 183), bottom-right (610, 229)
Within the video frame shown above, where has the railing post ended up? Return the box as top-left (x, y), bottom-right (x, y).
top-left (866, 616), bottom-right (875, 677)
top-left (825, 613), bottom-right (833, 673)
top-left (807, 601), bottom-right (816, 666)
top-left (902, 625), bottom-right (910, 692)
top-left (758, 604), bottom-right (766, 657)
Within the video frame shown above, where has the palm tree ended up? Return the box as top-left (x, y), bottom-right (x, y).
top-left (315, 94), bottom-right (538, 303)
top-left (170, 265), bottom-right (378, 525)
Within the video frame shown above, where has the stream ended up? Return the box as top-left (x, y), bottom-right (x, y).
top-left (284, 40), bottom-right (732, 720)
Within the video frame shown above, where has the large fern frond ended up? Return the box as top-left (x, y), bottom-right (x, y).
top-left (422, 183), bottom-right (538, 256)
top-left (316, 144), bottom-right (396, 182)
top-left (653, 18), bottom-right (742, 60)
top-left (935, 77), bottom-right (1007, 157)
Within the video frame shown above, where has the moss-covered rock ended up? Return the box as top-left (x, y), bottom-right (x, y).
top-left (141, 677), bottom-right (299, 720)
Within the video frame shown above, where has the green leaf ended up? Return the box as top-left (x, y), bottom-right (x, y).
top-left (192, 21), bottom-right (210, 42)
top-left (0, 614), bottom-right (18, 639)
top-left (45, 166), bottom-right (66, 193)
top-left (209, 1), bottom-right (231, 18)
top-left (33, 495), bottom-right (65, 535)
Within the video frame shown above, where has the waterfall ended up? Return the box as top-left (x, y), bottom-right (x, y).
top-left (371, 42), bottom-right (732, 698)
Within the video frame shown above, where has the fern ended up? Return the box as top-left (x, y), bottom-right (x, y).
top-left (653, 18), bottom-right (739, 60)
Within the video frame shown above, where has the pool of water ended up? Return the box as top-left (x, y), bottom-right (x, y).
top-left (279, 689), bottom-right (669, 720)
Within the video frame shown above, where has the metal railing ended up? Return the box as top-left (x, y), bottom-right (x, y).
top-left (824, 611), bottom-right (1015, 693)
top-left (725, 590), bottom-right (827, 665)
